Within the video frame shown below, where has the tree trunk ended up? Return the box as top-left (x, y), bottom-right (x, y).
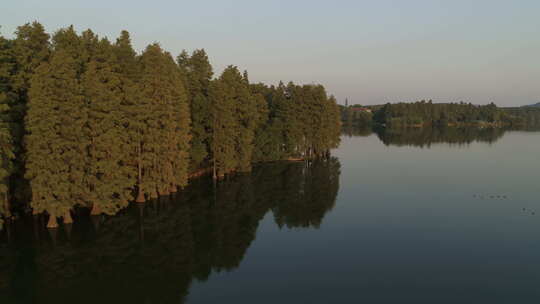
top-left (136, 190), bottom-right (145, 203)
top-left (136, 140), bottom-right (145, 203)
top-left (150, 189), bottom-right (158, 199)
top-left (213, 158), bottom-right (217, 180)
top-left (91, 204), bottom-right (101, 216)
top-left (47, 215), bottom-right (58, 229)
top-left (159, 188), bottom-right (169, 197)
top-left (63, 210), bottom-right (73, 224)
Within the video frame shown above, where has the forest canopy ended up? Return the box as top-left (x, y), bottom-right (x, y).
top-left (0, 22), bottom-right (341, 229)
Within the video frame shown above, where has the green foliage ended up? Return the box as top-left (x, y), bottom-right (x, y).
top-left (340, 105), bottom-right (373, 128)
top-left (25, 49), bottom-right (84, 219)
top-left (373, 101), bottom-right (513, 128)
top-left (0, 35), bottom-right (16, 226)
top-left (209, 74), bottom-right (238, 177)
top-left (503, 107), bottom-right (540, 127)
top-left (249, 82), bottom-right (341, 162)
top-left (137, 44), bottom-right (190, 200)
top-left (82, 38), bottom-right (135, 215)
top-left (0, 22), bottom-right (341, 226)
top-left (177, 49), bottom-right (213, 171)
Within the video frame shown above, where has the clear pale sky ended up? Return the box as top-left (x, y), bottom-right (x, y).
top-left (2, 0), bottom-right (539, 106)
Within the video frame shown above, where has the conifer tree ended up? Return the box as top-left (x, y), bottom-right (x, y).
top-left (51, 26), bottom-right (84, 73)
top-left (81, 38), bottom-right (135, 215)
top-left (11, 22), bottom-right (50, 111)
top-left (137, 44), bottom-right (190, 199)
top-left (249, 84), bottom-right (270, 162)
top-left (26, 49), bottom-right (84, 227)
top-left (163, 51), bottom-right (190, 192)
top-left (177, 49), bottom-right (213, 172)
top-left (137, 44), bottom-right (166, 199)
top-left (209, 76), bottom-right (237, 178)
top-left (112, 30), bottom-right (144, 205)
top-left (114, 31), bottom-right (139, 80)
top-left (283, 82), bottom-right (305, 157)
top-left (9, 22), bottom-right (51, 204)
top-left (0, 35), bottom-right (15, 227)
top-left (235, 70), bottom-right (259, 171)
top-left (326, 95), bottom-right (342, 151)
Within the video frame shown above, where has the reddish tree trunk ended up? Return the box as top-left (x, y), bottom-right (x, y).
top-left (159, 188), bottom-right (170, 196)
top-left (136, 190), bottom-right (145, 203)
top-left (63, 210), bottom-right (73, 224)
top-left (47, 216), bottom-right (58, 229)
top-left (91, 204), bottom-right (101, 216)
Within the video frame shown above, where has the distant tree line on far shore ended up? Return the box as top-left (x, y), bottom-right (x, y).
top-left (340, 100), bottom-right (540, 129)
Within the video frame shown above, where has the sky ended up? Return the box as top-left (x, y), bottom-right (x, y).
top-left (2, 0), bottom-right (539, 106)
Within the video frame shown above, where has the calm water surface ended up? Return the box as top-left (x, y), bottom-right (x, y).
top-left (1, 128), bottom-right (540, 303)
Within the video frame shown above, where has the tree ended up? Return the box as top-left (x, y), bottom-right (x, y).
top-left (0, 34), bottom-right (15, 228)
top-left (235, 69), bottom-right (259, 172)
top-left (163, 51), bottom-right (191, 192)
top-left (177, 49), bottom-right (213, 172)
top-left (112, 30), bottom-right (146, 205)
top-left (136, 43), bottom-right (190, 200)
top-left (209, 77), bottom-right (237, 178)
top-left (25, 49), bottom-right (84, 227)
top-left (81, 37), bottom-right (135, 215)
top-left (9, 22), bottom-right (51, 205)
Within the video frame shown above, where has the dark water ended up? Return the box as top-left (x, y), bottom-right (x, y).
top-left (1, 128), bottom-right (540, 303)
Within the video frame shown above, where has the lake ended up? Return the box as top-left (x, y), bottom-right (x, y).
top-left (1, 127), bottom-right (540, 303)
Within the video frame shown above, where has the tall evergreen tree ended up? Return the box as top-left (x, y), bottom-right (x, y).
top-left (177, 49), bottom-right (213, 172)
top-left (9, 22), bottom-right (51, 204)
top-left (163, 51), bottom-right (191, 192)
top-left (209, 76), bottom-right (237, 178)
top-left (136, 44), bottom-right (190, 200)
top-left (235, 70), bottom-right (260, 172)
top-left (112, 30), bottom-right (145, 206)
top-left (25, 49), bottom-right (84, 227)
top-left (0, 35), bottom-right (15, 227)
top-left (82, 38), bottom-right (135, 215)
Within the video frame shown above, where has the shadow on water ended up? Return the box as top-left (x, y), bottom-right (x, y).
top-left (0, 158), bottom-right (340, 304)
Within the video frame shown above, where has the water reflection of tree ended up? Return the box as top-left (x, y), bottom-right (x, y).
top-left (0, 159), bottom-right (341, 304)
top-left (342, 126), bottom-right (373, 137)
top-left (273, 158), bottom-right (340, 229)
top-left (374, 127), bottom-right (507, 147)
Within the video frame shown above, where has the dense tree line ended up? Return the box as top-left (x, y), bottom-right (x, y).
top-left (502, 107), bottom-right (540, 127)
top-left (0, 158), bottom-right (340, 304)
top-left (0, 22), bottom-right (341, 229)
top-left (372, 100), bottom-right (517, 128)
